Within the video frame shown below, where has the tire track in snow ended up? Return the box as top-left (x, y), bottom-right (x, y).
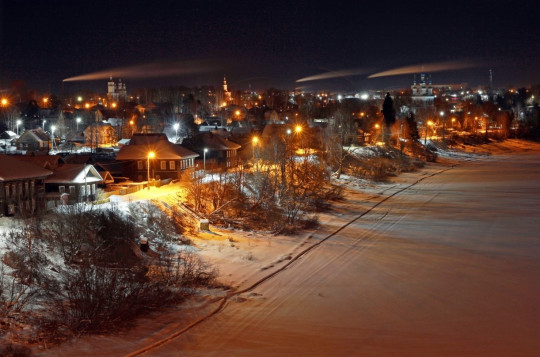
top-left (125, 165), bottom-right (455, 356)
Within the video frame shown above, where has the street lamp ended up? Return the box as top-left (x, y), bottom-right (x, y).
top-left (51, 125), bottom-right (57, 150)
top-left (374, 123), bottom-right (380, 143)
top-left (173, 123), bottom-right (179, 142)
top-left (203, 148), bottom-right (208, 171)
top-left (440, 111), bottom-right (445, 141)
top-left (42, 120), bottom-right (46, 131)
top-left (424, 120), bottom-right (433, 145)
top-left (16, 119), bottom-right (21, 135)
top-left (252, 136), bottom-right (259, 160)
top-left (147, 151), bottom-right (155, 190)
top-left (76, 117), bottom-right (81, 131)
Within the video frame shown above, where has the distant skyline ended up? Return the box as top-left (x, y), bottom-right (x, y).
top-left (1, 0), bottom-right (539, 94)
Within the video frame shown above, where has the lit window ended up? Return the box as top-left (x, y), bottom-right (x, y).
top-left (160, 161), bottom-right (166, 170)
top-left (169, 161), bottom-right (175, 170)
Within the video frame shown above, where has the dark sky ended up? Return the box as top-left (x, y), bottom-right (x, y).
top-left (1, 0), bottom-right (539, 94)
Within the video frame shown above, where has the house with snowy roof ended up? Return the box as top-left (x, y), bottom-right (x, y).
top-left (15, 128), bottom-right (51, 152)
top-left (0, 154), bottom-right (52, 216)
top-left (44, 164), bottom-right (103, 206)
top-left (115, 133), bottom-right (199, 182)
top-left (183, 131), bottom-right (241, 169)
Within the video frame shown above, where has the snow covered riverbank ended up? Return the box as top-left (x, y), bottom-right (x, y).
top-left (38, 139), bottom-right (540, 356)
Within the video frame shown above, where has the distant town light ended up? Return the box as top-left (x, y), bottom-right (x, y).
top-left (360, 93), bottom-right (369, 100)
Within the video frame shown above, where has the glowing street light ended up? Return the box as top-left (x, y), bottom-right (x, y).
top-left (374, 123), bottom-right (381, 143)
top-left (295, 125), bottom-right (302, 134)
top-left (51, 125), bottom-right (57, 150)
top-left (1, 98), bottom-right (8, 107)
top-left (42, 120), bottom-right (46, 131)
top-left (76, 117), bottom-right (81, 131)
top-left (147, 151), bottom-right (155, 190)
top-left (173, 123), bottom-right (179, 141)
top-left (440, 111), bottom-right (445, 141)
top-left (203, 148), bottom-right (208, 171)
top-left (252, 136), bottom-right (259, 160)
top-left (424, 120), bottom-right (433, 145)
top-left (16, 119), bottom-right (22, 135)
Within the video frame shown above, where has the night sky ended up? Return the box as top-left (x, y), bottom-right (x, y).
top-left (1, 0), bottom-right (539, 94)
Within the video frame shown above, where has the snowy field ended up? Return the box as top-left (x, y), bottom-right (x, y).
top-left (39, 139), bottom-right (540, 356)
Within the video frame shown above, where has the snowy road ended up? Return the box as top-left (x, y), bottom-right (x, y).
top-left (150, 153), bottom-right (540, 356)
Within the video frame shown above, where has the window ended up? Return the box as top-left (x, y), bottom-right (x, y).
top-left (137, 160), bottom-right (143, 170)
top-left (81, 185), bottom-right (86, 196)
top-left (59, 186), bottom-right (65, 194)
top-left (160, 160), bottom-right (166, 170)
top-left (69, 186), bottom-right (76, 195)
top-left (5, 185), bottom-right (10, 198)
top-left (169, 161), bottom-right (175, 170)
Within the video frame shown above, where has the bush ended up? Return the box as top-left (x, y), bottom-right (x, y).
top-left (0, 343), bottom-right (32, 357)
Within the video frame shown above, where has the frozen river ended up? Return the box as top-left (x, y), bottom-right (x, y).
top-left (154, 153), bottom-right (540, 356)
top-left (40, 151), bottom-right (540, 356)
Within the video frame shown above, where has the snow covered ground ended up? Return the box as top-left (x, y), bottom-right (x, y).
top-left (37, 139), bottom-right (540, 356)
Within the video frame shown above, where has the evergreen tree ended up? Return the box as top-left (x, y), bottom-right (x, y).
top-left (405, 112), bottom-right (420, 142)
top-left (381, 92), bottom-right (396, 144)
top-left (382, 92), bottom-right (396, 128)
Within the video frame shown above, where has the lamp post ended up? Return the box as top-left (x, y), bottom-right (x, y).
top-left (203, 148), bottom-right (208, 171)
top-left (42, 120), bottom-right (46, 131)
top-left (16, 119), bottom-right (21, 135)
top-left (424, 120), bottom-right (433, 145)
top-left (76, 117), bottom-right (81, 131)
top-left (440, 111), bottom-right (445, 141)
top-left (374, 123), bottom-right (380, 143)
top-left (51, 125), bottom-right (57, 151)
top-left (252, 136), bottom-right (259, 160)
top-left (147, 151), bottom-right (155, 190)
top-left (173, 123), bottom-right (179, 142)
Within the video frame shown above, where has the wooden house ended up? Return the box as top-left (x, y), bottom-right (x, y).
top-left (15, 128), bottom-right (51, 152)
top-left (0, 154), bottom-right (52, 216)
top-left (44, 164), bottom-right (103, 206)
top-left (115, 133), bottom-right (199, 182)
top-left (184, 131), bottom-right (241, 169)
